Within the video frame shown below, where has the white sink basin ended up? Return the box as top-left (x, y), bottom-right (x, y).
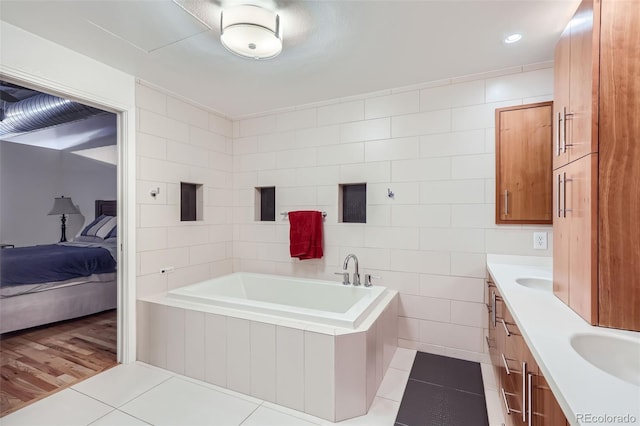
top-left (515, 277), bottom-right (552, 291)
top-left (570, 333), bottom-right (640, 386)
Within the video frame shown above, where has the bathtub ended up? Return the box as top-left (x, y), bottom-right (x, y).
top-left (138, 272), bottom-right (398, 422)
top-left (166, 272), bottom-right (386, 329)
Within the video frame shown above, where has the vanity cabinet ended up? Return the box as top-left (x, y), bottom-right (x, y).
top-left (552, 0), bottom-right (640, 331)
top-left (486, 279), bottom-right (568, 426)
top-left (495, 102), bottom-right (553, 224)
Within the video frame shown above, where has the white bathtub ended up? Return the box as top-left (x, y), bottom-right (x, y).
top-left (139, 272), bottom-right (398, 421)
top-left (166, 272), bottom-right (386, 329)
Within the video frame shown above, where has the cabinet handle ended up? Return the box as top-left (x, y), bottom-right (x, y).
top-left (504, 190), bottom-right (509, 216)
top-left (501, 318), bottom-right (511, 337)
top-left (501, 388), bottom-right (512, 415)
top-left (557, 173), bottom-right (563, 218)
top-left (528, 373), bottom-right (533, 426)
top-left (522, 362), bottom-right (527, 423)
top-left (491, 291), bottom-right (497, 327)
top-left (563, 107), bottom-right (575, 151)
top-left (563, 172), bottom-right (573, 217)
top-left (557, 111), bottom-right (563, 156)
top-left (501, 353), bottom-right (511, 375)
top-left (501, 388), bottom-right (522, 415)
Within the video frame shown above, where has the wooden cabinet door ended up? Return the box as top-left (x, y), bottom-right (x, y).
top-left (496, 102), bottom-right (553, 224)
top-left (528, 373), bottom-right (568, 426)
top-left (553, 26), bottom-right (571, 170)
top-left (597, 0), bottom-right (640, 331)
top-left (565, 154), bottom-right (598, 324)
top-left (553, 169), bottom-right (570, 305)
top-left (567, 0), bottom-right (599, 162)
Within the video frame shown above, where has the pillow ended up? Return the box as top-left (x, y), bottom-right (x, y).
top-left (106, 225), bottom-right (117, 239)
top-left (81, 215), bottom-right (117, 239)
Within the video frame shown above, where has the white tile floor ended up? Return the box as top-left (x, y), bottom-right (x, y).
top-left (2, 348), bottom-right (505, 426)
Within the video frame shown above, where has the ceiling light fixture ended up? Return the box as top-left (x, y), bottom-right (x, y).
top-left (220, 5), bottom-right (282, 60)
top-left (504, 33), bottom-right (523, 44)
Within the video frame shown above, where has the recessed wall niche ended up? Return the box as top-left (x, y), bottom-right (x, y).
top-left (340, 183), bottom-right (366, 223)
top-left (255, 186), bottom-right (275, 221)
top-left (180, 182), bottom-right (203, 222)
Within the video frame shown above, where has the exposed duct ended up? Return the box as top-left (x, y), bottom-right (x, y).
top-left (0, 93), bottom-right (103, 138)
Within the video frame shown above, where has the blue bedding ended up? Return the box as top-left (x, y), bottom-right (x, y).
top-left (0, 244), bottom-right (116, 287)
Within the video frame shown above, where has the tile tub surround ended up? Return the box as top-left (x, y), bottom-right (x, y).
top-left (486, 255), bottom-right (640, 425)
top-left (137, 288), bottom-right (398, 422)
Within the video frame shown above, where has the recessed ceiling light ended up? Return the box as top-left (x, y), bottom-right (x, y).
top-left (504, 33), bottom-right (523, 44)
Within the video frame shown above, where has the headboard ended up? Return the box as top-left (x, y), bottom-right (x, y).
top-left (95, 200), bottom-right (117, 218)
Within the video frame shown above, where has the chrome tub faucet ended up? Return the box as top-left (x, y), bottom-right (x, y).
top-left (343, 253), bottom-right (360, 286)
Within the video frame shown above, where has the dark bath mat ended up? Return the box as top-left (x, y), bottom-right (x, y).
top-left (409, 351), bottom-right (485, 395)
top-left (395, 352), bottom-right (489, 426)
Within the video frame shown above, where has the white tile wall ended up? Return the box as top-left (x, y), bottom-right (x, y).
top-left (365, 91), bottom-right (419, 119)
top-left (136, 82), bottom-right (234, 298)
top-left (230, 65), bottom-right (553, 361)
top-left (135, 67), bottom-right (553, 367)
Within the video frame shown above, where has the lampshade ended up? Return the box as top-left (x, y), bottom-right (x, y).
top-left (48, 196), bottom-right (80, 215)
top-left (220, 5), bottom-right (282, 60)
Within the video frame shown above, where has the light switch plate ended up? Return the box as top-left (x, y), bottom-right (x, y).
top-left (533, 232), bottom-right (547, 250)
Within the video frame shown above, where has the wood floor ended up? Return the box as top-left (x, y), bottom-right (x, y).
top-left (0, 310), bottom-right (117, 417)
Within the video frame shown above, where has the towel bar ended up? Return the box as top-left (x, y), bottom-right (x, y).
top-left (281, 211), bottom-right (327, 218)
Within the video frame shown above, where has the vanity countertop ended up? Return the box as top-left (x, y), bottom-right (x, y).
top-left (486, 254), bottom-right (640, 426)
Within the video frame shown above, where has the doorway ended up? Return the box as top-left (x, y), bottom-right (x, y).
top-left (0, 76), bottom-right (133, 415)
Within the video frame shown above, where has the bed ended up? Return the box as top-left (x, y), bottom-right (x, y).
top-left (0, 200), bottom-right (118, 334)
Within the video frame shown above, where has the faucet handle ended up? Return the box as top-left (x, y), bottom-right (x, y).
top-left (352, 272), bottom-right (361, 286)
top-left (334, 271), bottom-right (350, 285)
top-left (364, 274), bottom-right (379, 287)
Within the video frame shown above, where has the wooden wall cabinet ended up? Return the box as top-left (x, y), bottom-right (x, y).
top-left (495, 102), bottom-right (553, 224)
top-left (486, 279), bottom-right (568, 426)
top-left (552, 0), bottom-right (640, 331)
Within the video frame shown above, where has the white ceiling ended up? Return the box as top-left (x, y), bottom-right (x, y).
top-left (0, 0), bottom-right (579, 119)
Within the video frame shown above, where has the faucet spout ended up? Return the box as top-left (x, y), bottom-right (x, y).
top-left (343, 254), bottom-right (360, 286)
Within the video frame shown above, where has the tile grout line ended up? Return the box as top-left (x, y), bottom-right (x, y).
top-left (237, 402), bottom-right (263, 426)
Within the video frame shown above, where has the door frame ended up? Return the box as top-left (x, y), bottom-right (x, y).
top-left (0, 70), bottom-right (137, 363)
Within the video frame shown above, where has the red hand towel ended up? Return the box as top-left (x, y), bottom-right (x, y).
top-left (288, 211), bottom-right (324, 260)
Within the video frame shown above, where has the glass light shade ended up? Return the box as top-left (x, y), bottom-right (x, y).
top-left (48, 196), bottom-right (80, 215)
top-left (220, 5), bottom-right (282, 59)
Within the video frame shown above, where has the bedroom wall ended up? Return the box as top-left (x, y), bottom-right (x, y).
top-left (135, 82), bottom-right (235, 298)
top-left (0, 141), bottom-right (117, 247)
top-left (231, 65), bottom-right (554, 363)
